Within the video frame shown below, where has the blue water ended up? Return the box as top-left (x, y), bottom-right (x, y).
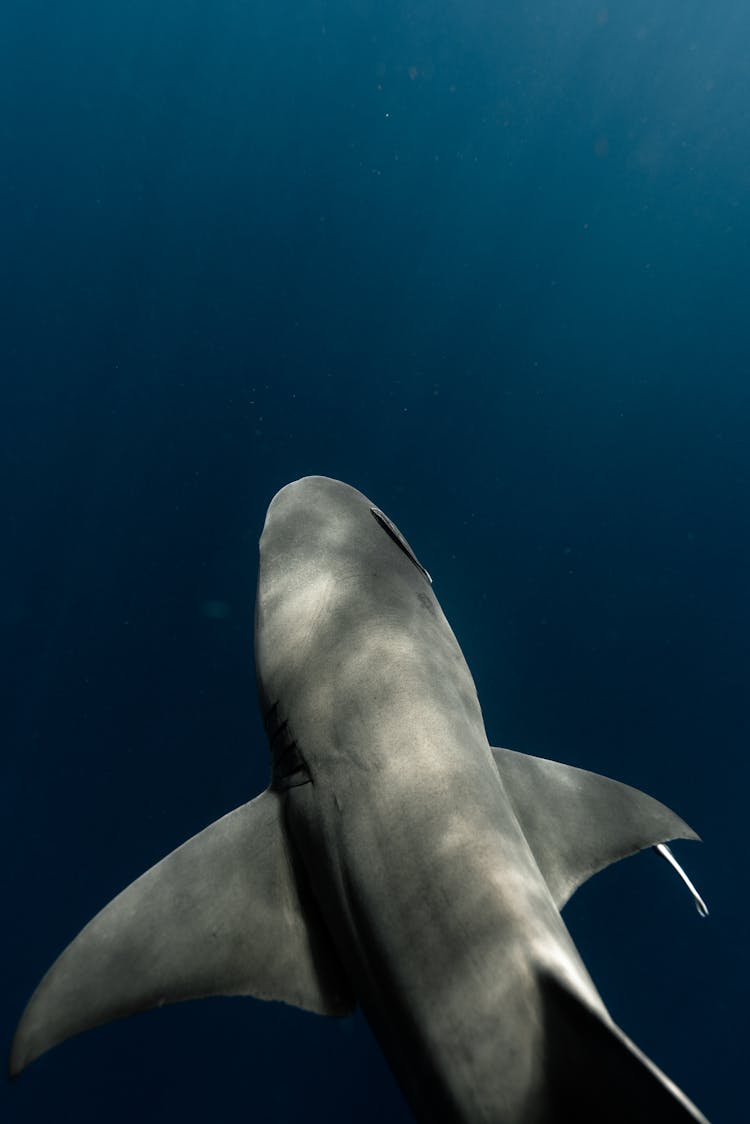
top-left (3, 3), bottom-right (747, 1121)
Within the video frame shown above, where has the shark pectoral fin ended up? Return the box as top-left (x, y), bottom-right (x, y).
top-left (540, 973), bottom-right (709, 1122)
top-left (10, 788), bottom-right (354, 1077)
top-left (491, 746), bottom-right (700, 909)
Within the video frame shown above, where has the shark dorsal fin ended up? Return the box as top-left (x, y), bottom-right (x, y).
top-left (491, 746), bottom-right (700, 910)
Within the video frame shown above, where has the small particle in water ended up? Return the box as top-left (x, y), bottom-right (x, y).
top-left (201, 600), bottom-right (231, 620)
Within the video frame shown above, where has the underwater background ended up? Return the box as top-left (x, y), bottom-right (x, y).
top-left (3, 2), bottom-right (747, 1121)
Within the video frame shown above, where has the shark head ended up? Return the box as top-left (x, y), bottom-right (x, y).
top-left (254, 476), bottom-right (436, 722)
top-left (252, 476), bottom-right (483, 794)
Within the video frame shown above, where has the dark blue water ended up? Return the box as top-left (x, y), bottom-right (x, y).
top-left (3, 3), bottom-right (747, 1121)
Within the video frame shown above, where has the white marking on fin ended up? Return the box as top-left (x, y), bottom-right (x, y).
top-left (654, 843), bottom-right (709, 917)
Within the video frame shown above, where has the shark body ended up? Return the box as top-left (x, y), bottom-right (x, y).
top-left (11, 476), bottom-right (709, 1122)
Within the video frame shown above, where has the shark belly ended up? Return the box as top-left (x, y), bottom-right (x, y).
top-left (283, 731), bottom-right (603, 1124)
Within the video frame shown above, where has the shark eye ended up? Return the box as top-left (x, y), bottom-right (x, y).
top-left (370, 506), bottom-right (432, 584)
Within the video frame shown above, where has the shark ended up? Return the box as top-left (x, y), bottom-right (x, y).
top-left (11, 476), bottom-right (709, 1122)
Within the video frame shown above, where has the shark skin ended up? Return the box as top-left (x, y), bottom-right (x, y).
top-left (11, 476), bottom-right (709, 1123)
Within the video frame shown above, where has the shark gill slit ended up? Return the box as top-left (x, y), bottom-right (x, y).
top-left (266, 700), bottom-right (312, 789)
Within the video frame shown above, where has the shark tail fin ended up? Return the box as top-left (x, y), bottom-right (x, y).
top-left (492, 746), bottom-right (702, 909)
top-left (541, 972), bottom-right (709, 1122)
top-left (10, 789), bottom-right (354, 1077)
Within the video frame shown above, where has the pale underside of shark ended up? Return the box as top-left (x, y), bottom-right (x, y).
top-left (11, 476), bottom-right (710, 1123)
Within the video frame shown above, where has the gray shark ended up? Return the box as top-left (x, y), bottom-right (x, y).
top-left (11, 476), bottom-right (709, 1122)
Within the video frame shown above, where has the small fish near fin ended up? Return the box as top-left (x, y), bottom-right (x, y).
top-left (540, 971), bottom-right (709, 1122)
top-left (10, 789), bottom-right (354, 1077)
top-left (492, 746), bottom-right (701, 910)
